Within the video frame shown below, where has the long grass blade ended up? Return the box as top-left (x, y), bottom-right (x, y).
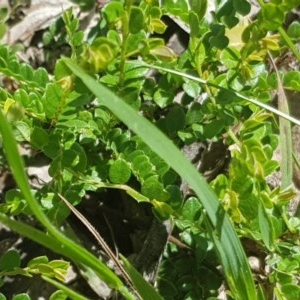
top-left (120, 255), bottom-right (164, 300)
top-left (140, 62), bottom-right (300, 127)
top-left (63, 58), bottom-right (258, 299)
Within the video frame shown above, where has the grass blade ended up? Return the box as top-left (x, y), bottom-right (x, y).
top-left (63, 58), bottom-right (258, 299)
top-left (120, 255), bottom-right (163, 300)
top-left (140, 62), bottom-right (300, 127)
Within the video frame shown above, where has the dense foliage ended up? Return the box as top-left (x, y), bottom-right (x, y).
top-left (0, 0), bottom-right (300, 299)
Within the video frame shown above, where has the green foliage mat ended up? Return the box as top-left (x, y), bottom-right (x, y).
top-left (1, 1), bottom-right (300, 299)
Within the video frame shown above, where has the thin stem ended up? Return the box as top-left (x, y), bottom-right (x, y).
top-left (119, 1), bottom-right (133, 90)
top-left (228, 127), bottom-right (241, 146)
top-left (138, 62), bottom-right (300, 126)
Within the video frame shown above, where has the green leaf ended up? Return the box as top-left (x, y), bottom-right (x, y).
top-left (72, 31), bottom-right (84, 47)
top-left (43, 133), bottom-right (61, 159)
top-left (189, 11), bottom-right (200, 38)
top-left (14, 89), bottom-right (30, 107)
top-left (5, 101), bottom-right (25, 122)
top-left (283, 71), bottom-right (300, 91)
top-left (27, 256), bottom-right (49, 268)
top-left (150, 18), bottom-right (167, 34)
top-left (13, 121), bottom-right (30, 142)
top-left (149, 46), bottom-right (177, 62)
top-left (54, 59), bottom-right (73, 80)
top-left (157, 278), bottom-right (177, 298)
top-left (43, 83), bottom-right (64, 119)
top-left (84, 37), bottom-right (118, 72)
top-left (166, 185), bottom-right (183, 210)
top-left (103, 2), bottom-right (124, 24)
top-left (209, 35), bottom-right (229, 49)
top-left (261, 4), bottom-right (285, 31)
top-left (152, 199), bottom-right (173, 220)
top-left (183, 80), bottom-right (201, 98)
top-left (129, 7), bottom-right (145, 34)
top-left (186, 102), bottom-right (203, 125)
top-left (63, 59), bottom-right (257, 299)
top-left (189, 0), bottom-right (207, 21)
top-left (126, 31), bottom-right (147, 54)
top-left (181, 197), bottom-right (202, 222)
top-left (217, 89), bottom-right (240, 104)
top-left (30, 127), bottom-right (49, 149)
top-left (49, 290), bottom-right (68, 300)
top-left (109, 159), bottom-right (131, 184)
top-left (258, 203), bottom-right (274, 251)
top-left (153, 89), bottom-right (174, 108)
top-left (142, 175), bottom-right (169, 201)
top-left (0, 6), bottom-right (9, 20)
top-left (62, 149), bottom-right (79, 168)
top-left (121, 255), bottom-right (163, 300)
top-left (66, 142), bottom-right (87, 172)
top-left (281, 284), bottom-right (300, 298)
top-left (149, 6), bottom-right (161, 19)
top-left (33, 67), bottom-right (49, 88)
top-left (5, 189), bottom-right (27, 215)
top-left (0, 249), bottom-right (21, 271)
top-left (203, 119), bottom-right (224, 139)
top-left (125, 189), bottom-right (150, 203)
top-left (20, 64), bottom-right (33, 81)
top-left (49, 260), bottom-right (69, 270)
top-left (165, 106), bottom-right (185, 135)
top-left (38, 263), bottom-right (55, 275)
top-left (131, 155), bottom-right (154, 179)
top-left (287, 21), bottom-right (300, 39)
top-left (0, 293), bottom-right (6, 300)
top-left (220, 47), bottom-right (240, 69)
top-left (232, 0), bottom-right (251, 16)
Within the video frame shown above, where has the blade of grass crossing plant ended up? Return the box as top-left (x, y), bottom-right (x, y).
top-left (203, 214), bottom-right (257, 297)
top-left (120, 255), bottom-right (163, 300)
top-left (257, 284), bottom-right (266, 300)
top-left (63, 58), bottom-right (258, 299)
top-left (140, 63), bottom-right (300, 127)
top-left (0, 110), bottom-right (134, 299)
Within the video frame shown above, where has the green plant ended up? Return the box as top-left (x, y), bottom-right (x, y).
top-left (0, 1), bottom-right (300, 299)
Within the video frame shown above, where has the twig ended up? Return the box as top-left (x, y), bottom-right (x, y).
top-left (168, 235), bottom-right (191, 250)
top-left (57, 193), bottom-right (140, 298)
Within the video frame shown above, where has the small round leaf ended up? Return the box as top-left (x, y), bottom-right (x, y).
top-left (109, 159), bottom-right (131, 184)
top-left (288, 21), bottom-right (300, 39)
top-left (129, 7), bottom-right (145, 34)
top-left (141, 175), bottom-right (169, 201)
top-left (261, 4), bottom-right (284, 31)
top-left (0, 250), bottom-right (21, 271)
